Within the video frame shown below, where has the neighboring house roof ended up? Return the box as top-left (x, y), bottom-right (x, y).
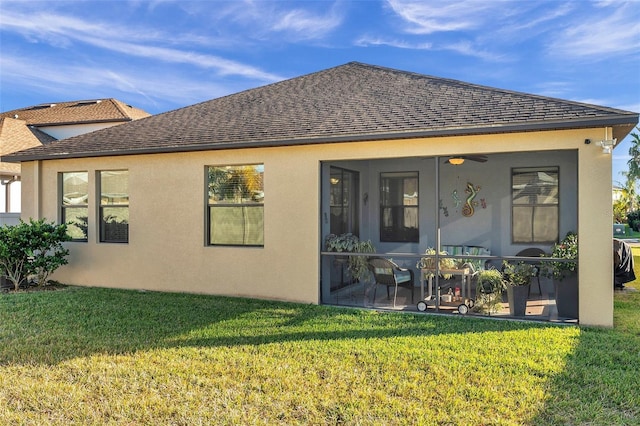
top-left (0, 117), bottom-right (56, 175)
top-left (4, 62), bottom-right (639, 162)
top-left (0, 98), bottom-right (150, 127)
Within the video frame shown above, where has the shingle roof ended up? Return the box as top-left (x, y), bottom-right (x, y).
top-left (0, 117), bottom-right (56, 174)
top-left (0, 98), bottom-right (150, 126)
top-left (4, 62), bottom-right (638, 162)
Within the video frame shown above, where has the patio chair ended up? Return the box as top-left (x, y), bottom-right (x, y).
top-left (515, 248), bottom-right (545, 296)
top-left (368, 257), bottom-right (415, 307)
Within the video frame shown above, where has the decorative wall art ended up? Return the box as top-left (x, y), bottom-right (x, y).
top-left (462, 182), bottom-right (481, 217)
top-left (439, 199), bottom-right (449, 217)
top-left (443, 180), bottom-right (487, 218)
top-left (452, 189), bottom-right (462, 208)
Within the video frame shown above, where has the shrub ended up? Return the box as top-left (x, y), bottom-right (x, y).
top-left (627, 210), bottom-right (640, 232)
top-left (474, 268), bottom-right (505, 314)
top-left (0, 219), bottom-right (71, 291)
top-left (542, 232), bottom-right (578, 281)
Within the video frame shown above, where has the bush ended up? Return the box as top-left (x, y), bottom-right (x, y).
top-left (627, 210), bottom-right (640, 232)
top-left (0, 219), bottom-right (71, 291)
top-left (474, 268), bottom-right (505, 314)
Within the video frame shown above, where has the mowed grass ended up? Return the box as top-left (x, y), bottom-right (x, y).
top-left (1, 263), bottom-right (639, 425)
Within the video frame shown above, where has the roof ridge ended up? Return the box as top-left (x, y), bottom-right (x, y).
top-left (345, 62), bottom-right (633, 114)
top-left (108, 99), bottom-right (131, 120)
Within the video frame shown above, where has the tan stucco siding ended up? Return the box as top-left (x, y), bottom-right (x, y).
top-left (21, 147), bottom-right (322, 303)
top-left (20, 128), bottom-right (616, 325)
top-left (578, 136), bottom-right (614, 327)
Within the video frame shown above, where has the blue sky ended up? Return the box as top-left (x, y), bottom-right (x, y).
top-left (1, 0), bottom-right (638, 181)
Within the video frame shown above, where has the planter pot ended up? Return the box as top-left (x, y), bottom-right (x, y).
top-left (507, 284), bottom-right (529, 316)
top-left (554, 272), bottom-right (578, 319)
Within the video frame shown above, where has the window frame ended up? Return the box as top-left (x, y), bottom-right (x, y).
top-left (98, 169), bottom-right (129, 244)
top-left (379, 171), bottom-right (419, 243)
top-left (511, 166), bottom-right (559, 244)
top-left (206, 164), bottom-right (265, 247)
top-left (59, 171), bottom-right (89, 242)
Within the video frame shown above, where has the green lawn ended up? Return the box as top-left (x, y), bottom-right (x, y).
top-left (1, 269), bottom-right (639, 425)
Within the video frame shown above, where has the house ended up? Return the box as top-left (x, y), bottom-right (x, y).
top-left (0, 117), bottom-right (55, 224)
top-left (3, 63), bottom-right (638, 326)
top-left (0, 99), bottom-right (150, 220)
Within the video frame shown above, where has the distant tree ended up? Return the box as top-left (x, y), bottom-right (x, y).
top-left (614, 172), bottom-right (639, 223)
top-left (208, 165), bottom-right (263, 202)
top-left (627, 128), bottom-right (640, 181)
top-left (613, 196), bottom-right (627, 224)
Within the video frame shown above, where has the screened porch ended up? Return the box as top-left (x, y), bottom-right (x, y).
top-left (319, 150), bottom-right (579, 323)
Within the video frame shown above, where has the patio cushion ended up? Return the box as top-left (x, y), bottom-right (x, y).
top-left (372, 267), bottom-right (412, 284)
top-left (373, 267), bottom-right (393, 276)
top-left (394, 269), bottom-right (413, 284)
top-left (442, 245), bottom-right (491, 273)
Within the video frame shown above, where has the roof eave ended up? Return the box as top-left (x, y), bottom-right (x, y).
top-left (32, 118), bottom-right (133, 127)
top-left (4, 113), bottom-right (638, 163)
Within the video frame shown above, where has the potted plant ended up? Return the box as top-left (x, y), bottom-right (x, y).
top-left (474, 268), bottom-right (505, 314)
top-left (346, 239), bottom-right (376, 283)
top-left (324, 233), bottom-right (375, 282)
top-left (416, 248), bottom-right (457, 279)
top-left (324, 233), bottom-right (360, 253)
top-left (502, 260), bottom-right (536, 316)
top-left (543, 232), bottom-right (578, 318)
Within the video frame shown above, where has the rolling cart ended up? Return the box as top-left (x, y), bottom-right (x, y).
top-left (416, 267), bottom-right (474, 314)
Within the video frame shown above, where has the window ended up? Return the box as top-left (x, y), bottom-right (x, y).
top-left (99, 170), bottom-right (129, 243)
top-left (207, 165), bottom-right (264, 246)
top-left (380, 171), bottom-right (419, 242)
top-left (329, 167), bottom-right (359, 236)
top-left (60, 172), bottom-right (88, 241)
top-left (512, 167), bottom-right (558, 243)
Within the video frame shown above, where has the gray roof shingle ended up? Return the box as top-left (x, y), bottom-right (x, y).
top-left (4, 62), bottom-right (638, 162)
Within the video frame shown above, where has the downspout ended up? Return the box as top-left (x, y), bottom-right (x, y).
top-left (434, 156), bottom-right (441, 310)
top-left (36, 160), bottom-right (42, 220)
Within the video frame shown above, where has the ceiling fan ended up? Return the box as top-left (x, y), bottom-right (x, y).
top-left (444, 155), bottom-right (488, 165)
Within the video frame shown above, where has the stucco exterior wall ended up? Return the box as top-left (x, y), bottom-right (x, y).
top-left (20, 127), bottom-right (615, 326)
top-left (39, 122), bottom-right (123, 140)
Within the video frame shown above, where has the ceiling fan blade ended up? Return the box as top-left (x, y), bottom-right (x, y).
top-left (465, 155), bottom-right (488, 163)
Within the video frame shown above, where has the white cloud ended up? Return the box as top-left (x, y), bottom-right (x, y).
top-left (355, 34), bottom-right (504, 62)
top-left (172, 0), bottom-right (344, 42)
top-left (548, 2), bottom-right (640, 59)
top-left (271, 7), bottom-right (344, 40)
top-left (616, 102), bottom-right (640, 114)
top-left (0, 8), bottom-right (283, 83)
top-left (385, 0), bottom-right (500, 35)
top-left (0, 54), bottom-right (242, 111)
top-left (0, 9), bottom-right (159, 45)
top-left (505, 2), bottom-right (574, 33)
top-left (380, 0), bottom-right (542, 61)
top-left (354, 35), bottom-right (432, 49)
top-left (81, 36), bottom-right (284, 81)
top-left (441, 41), bottom-right (507, 62)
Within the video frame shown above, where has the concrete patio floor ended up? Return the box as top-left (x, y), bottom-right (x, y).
top-left (328, 275), bottom-right (578, 323)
